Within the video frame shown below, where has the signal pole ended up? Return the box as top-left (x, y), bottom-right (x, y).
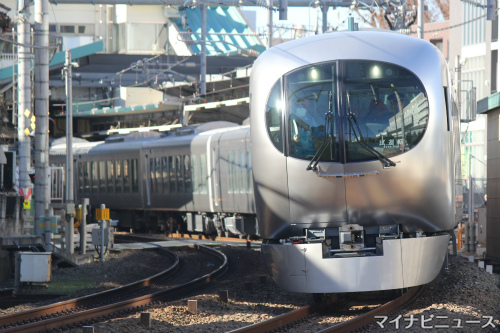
top-left (417, 0), bottom-right (424, 38)
top-left (17, 0), bottom-right (32, 223)
top-left (64, 50), bottom-right (75, 254)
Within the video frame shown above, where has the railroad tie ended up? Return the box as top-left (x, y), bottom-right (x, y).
top-left (140, 312), bottom-right (152, 327)
top-left (188, 300), bottom-right (198, 314)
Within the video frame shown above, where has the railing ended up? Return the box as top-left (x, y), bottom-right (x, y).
top-left (50, 166), bottom-right (64, 202)
top-left (53, 97), bottom-right (119, 114)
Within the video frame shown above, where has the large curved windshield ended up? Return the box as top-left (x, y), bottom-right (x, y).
top-left (343, 61), bottom-right (429, 163)
top-left (267, 60), bottom-right (429, 165)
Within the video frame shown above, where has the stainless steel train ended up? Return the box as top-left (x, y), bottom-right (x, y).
top-left (250, 30), bottom-right (462, 293)
top-left (50, 29), bottom-right (461, 294)
top-left (49, 121), bottom-right (258, 238)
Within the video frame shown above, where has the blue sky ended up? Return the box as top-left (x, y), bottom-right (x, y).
top-left (241, 2), bottom-right (445, 34)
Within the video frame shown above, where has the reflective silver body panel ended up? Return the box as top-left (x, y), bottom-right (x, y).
top-left (262, 235), bottom-right (449, 293)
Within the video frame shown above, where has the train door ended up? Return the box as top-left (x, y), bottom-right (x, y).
top-left (209, 133), bottom-right (223, 213)
top-left (285, 62), bottom-right (348, 225)
top-left (143, 151), bottom-right (152, 207)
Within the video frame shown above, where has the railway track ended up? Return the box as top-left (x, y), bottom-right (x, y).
top-left (115, 232), bottom-right (259, 245)
top-left (0, 240), bottom-right (228, 333)
top-left (228, 286), bottom-right (423, 333)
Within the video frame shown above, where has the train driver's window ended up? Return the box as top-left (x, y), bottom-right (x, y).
top-left (343, 61), bottom-right (429, 162)
top-left (266, 79), bottom-right (283, 152)
top-left (286, 63), bottom-right (339, 161)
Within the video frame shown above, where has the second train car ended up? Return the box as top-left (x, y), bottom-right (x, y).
top-left (50, 121), bottom-right (258, 237)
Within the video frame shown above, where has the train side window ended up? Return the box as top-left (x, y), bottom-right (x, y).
top-left (247, 150), bottom-right (252, 193)
top-left (200, 154), bottom-right (207, 194)
top-left (116, 160), bottom-right (123, 193)
top-left (228, 151), bottom-right (233, 194)
top-left (132, 159), bottom-right (138, 193)
top-left (184, 155), bottom-right (191, 193)
top-left (149, 158), bottom-right (156, 193)
top-left (162, 157), bottom-right (169, 194)
top-left (99, 161), bottom-right (106, 193)
top-left (169, 156), bottom-right (176, 193)
top-left (107, 160), bottom-right (114, 193)
top-left (176, 156), bottom-right (184, 193)
top-left (240, 150), bottom-right (246, 194)
top-left (236, 151), bottom-right (242, 193)
top-left (266, 80), bottom-right (283, 152)
top-left (156, 157), bottom-right (162, 193)
top-left (191, 155), bottom-right (199, 194)
top-left (84, 162), bottom-right (90, 194)
top-left (444, 87), bottom-right (450, 131)
top-left (91, 161), bottom-right (98, 193)
top-left (78, 162), bottom-right (83, 194)
top-left (124, 160), bottom-right (130, 193)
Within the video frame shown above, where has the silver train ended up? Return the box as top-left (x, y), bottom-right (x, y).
top-left (250, 30), bottom-right (462, 293)
top-left (50, 30), bottom-right (461, 294)
top-left (49, 121), bottom-right (258, 237)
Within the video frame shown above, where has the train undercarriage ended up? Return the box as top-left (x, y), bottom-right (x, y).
top-left (110, 209), bottom-right (258, 239)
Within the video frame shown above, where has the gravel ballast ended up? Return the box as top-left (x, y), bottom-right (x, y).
top-left (1, 243), bottom-right (499, 332)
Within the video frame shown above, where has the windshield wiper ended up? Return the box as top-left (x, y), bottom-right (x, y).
top-left (346, 91), bottom-right (396, 168)
top-left (307, 91), bottom-right (335, 171)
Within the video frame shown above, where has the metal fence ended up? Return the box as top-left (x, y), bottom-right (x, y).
top-left (461, 177), bottom-right (487, 222)
top-left (50, 167), bottom-right (64, 202)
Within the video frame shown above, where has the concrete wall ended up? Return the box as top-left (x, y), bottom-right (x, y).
top-left (120, 87), bottom-right (164, 108)
top-left (486, 108), bottom-right (500, 260)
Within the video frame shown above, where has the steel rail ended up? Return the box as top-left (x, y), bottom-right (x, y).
top-left (0, 247), bottom-right (179, 329)
top-left (227, 301), bottom-right (328, 333)
top-left (2, 245), bottom-right (228, 333)
top-left (227, 286), bottom-right (422, 333)
top-left (1, 244), bottom-right (227, 333)
top-left (317, 286), bottom-right (424, 333)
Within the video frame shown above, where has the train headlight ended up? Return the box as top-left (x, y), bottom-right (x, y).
top-left (310, 67), bottom-right (318, 80)
top-left (369, 65), bottom-right (382, 79)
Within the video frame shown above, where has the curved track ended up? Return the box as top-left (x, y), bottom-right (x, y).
top-left (228, 286), bottom-right (423, 333)
top-left (0, 240), bottom-right (227, 333)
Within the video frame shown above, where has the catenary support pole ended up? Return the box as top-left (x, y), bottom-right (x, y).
top-left (35, 0), bottom-right (51, 243)
top-left (417, 0), bottom-right (424, 39)
top-left (322, 5), bottom-right (328, 33)
top-left (200, 4), bottom-right (207, 96)
top-left (17, 0), bottom-right (32, 217)
top-left (65, 50), bottom-right (75, 254)
top-left (267, 0), bottom-right (273, 49)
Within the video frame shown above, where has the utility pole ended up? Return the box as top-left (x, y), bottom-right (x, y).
top-left (17, 0), bottom-right (32, 223)
top-left (417, 0), bottom-right (424, 39)
top-left (267, 0), bottom-right (273, 49)
top-left (200, 4), bottom-right (207, 96)
top-left (34, 0), bottom-right (50, 245)
top-left (64, 50), bottom-right (75, 254)
top-left (322, 5), bottom-right (329, 33)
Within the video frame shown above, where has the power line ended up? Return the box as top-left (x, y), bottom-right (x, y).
top-left (409, 10), bottom-right (494, 34)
